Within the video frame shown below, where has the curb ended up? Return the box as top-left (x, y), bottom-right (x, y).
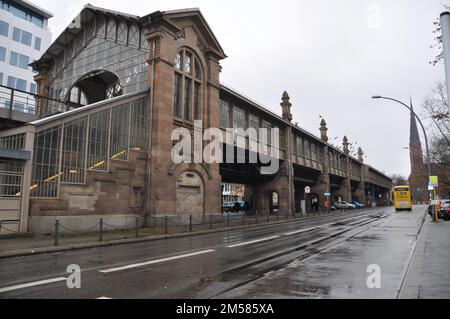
top-left (0, 209), bottom-right (382, 260)
top-left (0, 216), bottom-right (304, 259)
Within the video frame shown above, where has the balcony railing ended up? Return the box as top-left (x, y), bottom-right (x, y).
top-left (0, 85), bottom-right (66, 121)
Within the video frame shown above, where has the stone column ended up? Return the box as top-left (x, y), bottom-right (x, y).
top-left (341, 136), bottom-right (352, 202)
top-left (312, 118), bottom-right (331, 211)
top-left (281, 91), bottom-right (295, 215)
top-left (33, 63), bottom-right (50, 117)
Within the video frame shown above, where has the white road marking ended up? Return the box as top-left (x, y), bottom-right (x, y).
top-left (284, 226), bottom-right (320, 236)
top-left (0, 277), bottom-right (67, 294)
top-left (226, 236), bottom-right (279, 248)
top-left (99, 249), bottom-right (216, 273)
top-left (97, 296), bottom-right (113, 299)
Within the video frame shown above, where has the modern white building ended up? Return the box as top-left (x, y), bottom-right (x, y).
top-left (0, 0), bottom-right (52, 104)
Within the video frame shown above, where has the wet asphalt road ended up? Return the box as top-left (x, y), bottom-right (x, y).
top-left (0, 206), bottom-right (424, 299)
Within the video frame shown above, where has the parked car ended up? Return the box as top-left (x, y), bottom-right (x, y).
top-left (439, 203), bottom-right (450, 221)
top-left (352, 201), bottom-right (365, 209)
top-left (334, 201), bottom-right (355, 209)
top-left (428, 199), bottom-right (450, 217)
top-left (222, 202), bottom-right (234, 212)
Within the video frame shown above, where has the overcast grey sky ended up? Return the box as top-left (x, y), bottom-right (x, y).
top-left (32, 0), bottom-right (446, 177)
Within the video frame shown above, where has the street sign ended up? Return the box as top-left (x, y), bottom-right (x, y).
top-left (429, 176), bottom-right (439, 187)
top-left (428, 185), bottom-right (434, 191)
top-left (305, 186), bottom-right (311, 194)
top-left (324, 192), bottom-right (331, 196)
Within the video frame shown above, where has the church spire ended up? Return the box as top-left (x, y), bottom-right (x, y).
top-left (410, 97), bottom-right (420, 144)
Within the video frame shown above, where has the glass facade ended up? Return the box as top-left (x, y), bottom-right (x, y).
top-left (31, 94), bottom-right (147, 198)
top-left (233, 106), bottom-right (246, 130)
top-left (173, 48), bottom-right (203, 122)
top-left (1, 0), bottom-right (45, 28)
top-left (47, 34), bottom-right (148, 115)
top-left (220, 99), bottom-right (230, 128)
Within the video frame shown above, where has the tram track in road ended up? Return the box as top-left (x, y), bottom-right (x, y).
top-left (0, 208), bottom-right (395, 299)
top-left (208, 210), bottom-right (395, 299)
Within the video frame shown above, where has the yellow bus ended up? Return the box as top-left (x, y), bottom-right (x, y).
top-left (393, 185), bottom-right (412, 212)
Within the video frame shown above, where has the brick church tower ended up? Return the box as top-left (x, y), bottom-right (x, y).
top-left (408, 102), bottom-right (429, 203)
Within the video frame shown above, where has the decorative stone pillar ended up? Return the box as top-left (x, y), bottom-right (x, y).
top-left (33, 62), bottom-right (51, 117)
top-left (320, 118), bottom-right (328, 143)
top-left (281, 91), bottom-right (293, 122)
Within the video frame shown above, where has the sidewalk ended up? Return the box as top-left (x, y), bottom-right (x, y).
top-left (400, 215), bottom-right (450, 298)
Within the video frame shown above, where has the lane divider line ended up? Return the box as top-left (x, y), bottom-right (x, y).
top-left (284, 226), bottom-right (321, 236)
top-left (99, 249), bottom-right (215, 273)
top-left (226, 236), bottom-right (280, 248)
top-left (0, 277), bottom-right (67, 294)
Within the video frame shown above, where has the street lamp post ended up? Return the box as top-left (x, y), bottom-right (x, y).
top-left (371, 96), bottom-right (437, 221)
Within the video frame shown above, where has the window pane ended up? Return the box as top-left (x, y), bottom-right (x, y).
top-left (16, 78), bottom-right (26, 91)
top-left (297, 137), bottom-right (303, 155)
top-left (0, 72), bottom-right (3, 86)
top-left (21, 30), bottom-right (32, 46)
top-left (220, 99), bottom-right (230, 128)
top-left (184, 51), bottom-right (192, 74)
top-left (184, 78), bottom-right (191, 120)
top-left (262, 120), bottom-right (272, 145)
top-left (30, 82), bottom-right (37, 94)
top-left (195, 60), bottom-right (201, 79)
top-left (31, 126), bottom-right (62, 198)
top-left (0, 46), bottom-right (5, 61)
top-left (35, 37), bottom-right (41, 50)
top-left (173, 73), bottom-right (182, 117)
top-left (110, 103), bottom-right (130, 161)
top-left (12, 27), bottom-right (20, 42)
top-left (175, 52), bottom-right (181, 70)
top-left (61, 118), bottom-right (87, 184)
top-left (31, 15), bottom-right (44, 28)
top-left (248, 113), bottom-right (259, 139)
top-left (88, 109), bottom-right (110, 171)
top-left (7, 76), bottom-right (16, 88)
top-left (18, 54), bottom-right (29, 69)
top-left (233, 106), bottom-right (246, 130)
top-left (304, 140), bottom-right (311, 159)
top-left (0, 20), bottom-right (8, 37)
top-left (194, 82), bottom-right (200, 119)
top-left (10, 51), bottom-right (18, 66)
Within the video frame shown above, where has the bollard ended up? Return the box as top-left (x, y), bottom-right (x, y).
top-left (165, 216), bottom-right (168, 235)
top-left (99, 218), bottom-right (103, 242)
top-left (135, 216), bottom-right (139, 238)
top-left (189, 215), bottom-right (193, 232)
top-left (210, 213), bottom-right (213, 229)
top-left (54, 220), bottom-right (59, 246)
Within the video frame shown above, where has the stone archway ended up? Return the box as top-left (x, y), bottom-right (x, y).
top-left (65, 69), bottom-right (123, 108)
top-left (309, 193), bottom-right (320, 212)
top-left (265, 191), bottom-right (279, 214)
top-left (176, 171), bottom-right (204, 215)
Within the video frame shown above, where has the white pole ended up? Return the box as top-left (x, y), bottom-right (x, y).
top-left (440, 12), bottom-right (450, 116)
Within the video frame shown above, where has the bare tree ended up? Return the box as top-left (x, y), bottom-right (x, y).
top-left (430, 5), bottom-right (450, 66)
top-left (420, 82), bottom-right (450, 188)
top-left (422, 81), bottom-right (450, 142)
top-left (390, 174), bottom-right (408, 186)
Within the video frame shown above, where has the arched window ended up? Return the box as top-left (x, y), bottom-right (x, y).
top-left (173, 49), bottom-right (202, 121)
